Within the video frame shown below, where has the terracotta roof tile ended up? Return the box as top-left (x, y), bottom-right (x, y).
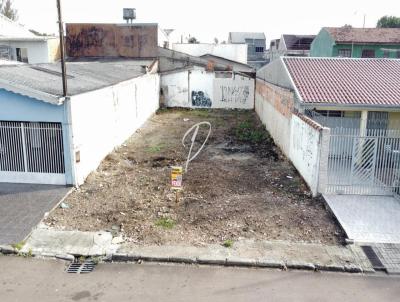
top-left (283, 57), bottom-right (400, 106)
top-left (324, 27), bottom-right (400, 44)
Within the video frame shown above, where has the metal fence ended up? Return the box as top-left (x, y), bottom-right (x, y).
top-left (0, 121), bottom-right (65, 174)
top-left (326, 128), bottom-right (400, 195)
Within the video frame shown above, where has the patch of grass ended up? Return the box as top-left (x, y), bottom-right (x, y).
top-left (155, 218), bottom-right (176, 229)
top-left (222, 239), bottom-right (234, 248)
top-left (156, 107), bottom-right (169, 114)
top-left (11, 241), bottom-right (25, 251)
top-left (191, 110), bottom-right (211, 118)
top-left (146, 144), bottom-right (166, 153)
top-left (235, 120), bottom-right (266, 143)
top-left (20, 249), bottom-right (33, 258)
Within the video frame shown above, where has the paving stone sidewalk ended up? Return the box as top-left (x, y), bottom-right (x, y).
top-left (0, 184), bottom-right (71, 245)
top-left (1, 227), bottom-right (374, 274)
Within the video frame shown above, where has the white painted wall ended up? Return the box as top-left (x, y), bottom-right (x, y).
top-left (190, 70), bottom-right (214, 107)
top-left (162, 69), bottom-right (254, 109)
top-left (172, 43), bottom-right (248, 64)
top-left (289, 115), bottom-right (321, 196)
top-left (70, 73), bottom-right (160, 185)
top-left (161, 71), bottom-right (189, 107)
top-left (1, 40), bottom-right (52, 63)
top-left (255, 80), bottom-right (327, 196)
top-left (255, 88), bottom-right (291, 156)
top-left (213, 75), bottom-right (254, 109)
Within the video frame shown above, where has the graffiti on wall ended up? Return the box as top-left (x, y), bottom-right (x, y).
top-left (192, 91), bottom-right (212, 107)
top-left (220, 86), bottom-right (250, 104)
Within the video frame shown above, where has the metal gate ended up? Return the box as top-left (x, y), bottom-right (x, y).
top-left (326, 128), bottom-right (400, 195)
top-left (0, 121), bottom-right (66, 185)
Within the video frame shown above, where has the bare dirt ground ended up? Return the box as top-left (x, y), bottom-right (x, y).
top-left (46, 109), bottom-right (344, 246)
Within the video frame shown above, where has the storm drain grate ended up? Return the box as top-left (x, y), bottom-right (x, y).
top-left (361, 246), bottom-right (385, 270)
top-left (66, 260), bottom-right (96, 274)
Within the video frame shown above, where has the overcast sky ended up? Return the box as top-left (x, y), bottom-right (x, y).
top-left (12, 0), bottom-right (400, 43)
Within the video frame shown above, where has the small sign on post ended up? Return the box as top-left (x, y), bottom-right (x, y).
top-left (171, 166), bottom-right (183, 190)
top-left (171, 166), bottom-right (183, 203)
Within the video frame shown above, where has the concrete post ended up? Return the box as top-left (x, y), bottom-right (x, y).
top-left (318, 127), bottom-right (331, 194)
top-left (360, 110), bottom-right (368, 136)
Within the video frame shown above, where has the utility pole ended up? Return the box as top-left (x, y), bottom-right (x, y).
top-left (56, 0), bottom-right (67, 97)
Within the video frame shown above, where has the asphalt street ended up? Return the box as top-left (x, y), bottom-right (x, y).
top-left (0, 256), bottom-right (399, 302)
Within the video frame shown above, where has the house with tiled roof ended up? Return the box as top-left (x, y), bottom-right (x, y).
top-left (256, 57), bottom-right (400, 196)
top-left (310, 27), bottom-right (400, 58)
top-left (257, 57), bottom-right (400, 128)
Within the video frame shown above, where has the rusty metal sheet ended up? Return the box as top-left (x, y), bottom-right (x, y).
top-left (66, 23), bottom-right (158, 58)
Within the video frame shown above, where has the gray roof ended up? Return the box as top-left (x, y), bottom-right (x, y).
top-left (229, 32), bottom-right (266, 43)
top-left (199, 54), bottom-right (255, 72)
top-left (0, 59), bottom-right (153, 104)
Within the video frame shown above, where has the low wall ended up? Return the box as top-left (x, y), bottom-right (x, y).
top-left (255, 79), bottom-right (293, 156)
top-left (70, 73), bottom-right (160, 185)
top-left (161, 69), bottom-right (254, 109)
top-left (255, 79), bottom-right (329, 196)
top-left (290, 114), bottom-right (325, 196)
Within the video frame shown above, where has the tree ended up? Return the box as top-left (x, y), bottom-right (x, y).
top-left (188, 37), bottom-right (199, 44)
top-left (214, 37), bottom-right (219, 44)
top-left (377, 15), bottom-right (400, 28)
top-left (0, 0), bottom-right (18, 21)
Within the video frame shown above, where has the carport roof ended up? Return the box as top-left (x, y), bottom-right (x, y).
top-left (0, 58), bottom-right (153, 104)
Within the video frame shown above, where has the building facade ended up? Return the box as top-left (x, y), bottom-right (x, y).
top-left (228, 32), bottom-right (267, 69)
top-left (0, 60), bottom-right (160, 186)
top-left (0, 13), bottom-right (60, 63)
top-left (311, 27), bottom-right (400, 58)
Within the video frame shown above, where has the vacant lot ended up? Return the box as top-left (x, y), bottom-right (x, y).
top-left (46, 109), bottom-right (343, 245)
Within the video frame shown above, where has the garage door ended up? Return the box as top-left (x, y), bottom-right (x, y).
top-left (0, 121), bottom-right (66, 185)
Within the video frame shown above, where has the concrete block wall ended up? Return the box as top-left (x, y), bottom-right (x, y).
top-left (161, 69), bottom-right (254, 109)
top-left (70, 73), bottom-right (160, 185)
top-left (255, 79), bottom-right (329, 196)
top-left (255, 79), bottom-right (293, 156)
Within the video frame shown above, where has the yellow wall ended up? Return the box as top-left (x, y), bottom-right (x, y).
top-left (389, 112), bottom-right (400, 130)
top-left (47, 38), bottom-right (60, 62)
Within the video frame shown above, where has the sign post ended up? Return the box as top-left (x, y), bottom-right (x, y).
top-left (171, 166), bottom-right (183, 203)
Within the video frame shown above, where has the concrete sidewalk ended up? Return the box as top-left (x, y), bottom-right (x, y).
top-left (1, 227), bottom-right (374, 274)
top-left (323, 194), bottom-right (400, 244)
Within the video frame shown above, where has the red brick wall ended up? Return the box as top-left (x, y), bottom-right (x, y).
top-left (256, 79), bottom-right (294, 119)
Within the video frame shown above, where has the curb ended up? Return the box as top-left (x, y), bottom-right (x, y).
top-left (1, 249), bottom-right (369, 274)
top-left (0, 245), bottom-right (18, 255)
top-left (108, 253), bottom-right (366, 273)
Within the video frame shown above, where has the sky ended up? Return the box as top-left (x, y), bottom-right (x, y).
top-left (11, 0), bottom-right (400, 44)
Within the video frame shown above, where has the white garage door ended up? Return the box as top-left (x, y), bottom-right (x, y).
top-left (0, 121), bottom-right (66, 185)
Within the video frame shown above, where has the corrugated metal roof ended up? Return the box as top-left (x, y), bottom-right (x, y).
top-left (229, 32), bottom-right (266, 43)
top-left (0, 59), bottom-right (152, 103)
top-left (324, 27), bottom-right (400, 44)
top-left (283, 57), bottom-right (400, 106)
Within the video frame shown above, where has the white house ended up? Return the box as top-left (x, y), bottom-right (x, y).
top-left (0, 13), bottom-right (60, 64)
top-left (0, 59), bottom-right (160, 186)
